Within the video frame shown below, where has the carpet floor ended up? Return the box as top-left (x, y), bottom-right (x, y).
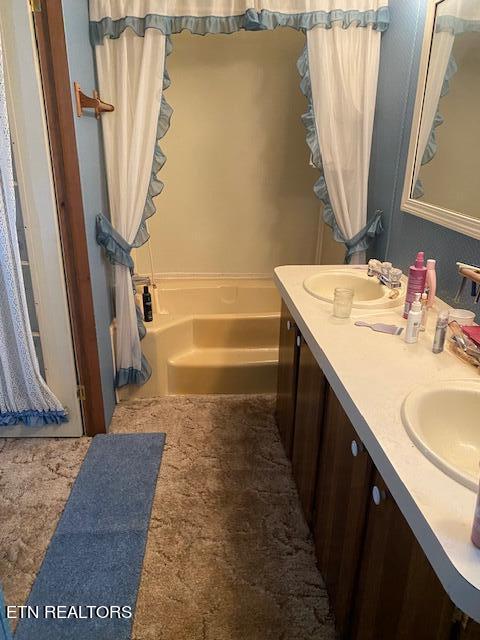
top-left (1, 395), bottom-right (335, 639)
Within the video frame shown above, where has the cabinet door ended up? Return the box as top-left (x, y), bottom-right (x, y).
top-left (291, 337), bottom-right (327, 526)
top-left (351, 471), bottom-right (454, 640)
top-left (275, 300), bottom-right (300, 458)
top-left (313, 388), bottom-right (373, 638)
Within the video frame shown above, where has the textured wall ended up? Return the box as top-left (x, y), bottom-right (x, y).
top-left (61, 0), bottom-right (116, 425)
top-left (370, 0), bottom-right (480, 312)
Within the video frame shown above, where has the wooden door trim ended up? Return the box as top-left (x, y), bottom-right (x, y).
top-left (32, 0), bottom-right (106, 436)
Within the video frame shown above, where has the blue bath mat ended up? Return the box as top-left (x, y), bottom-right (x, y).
top-left (15, 432), bottom-right (165, 640)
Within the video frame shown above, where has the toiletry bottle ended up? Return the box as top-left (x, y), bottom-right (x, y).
top-left (432, 310), bottom-right (449, 353)
top-left (143, 285), bottom-right (153, 322)
top-left (403, 252), bottom-right (427, 319)
top-left (420, 292), bottom-right (428, 331)
top-left (472, 471), bottom-right (480, 549)
top-left (425, 259), bottom-right (436, 308)
top-left (404, 293), bottom-right (422, 344)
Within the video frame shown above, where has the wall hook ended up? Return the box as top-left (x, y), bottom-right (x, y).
top-left (74, 82), bottom-right (114, 119)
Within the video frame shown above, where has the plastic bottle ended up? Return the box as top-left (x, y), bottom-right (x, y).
top-left (404, 293), bottom-right (422, 344)
top-left (143, 286), bottom-right (153, 322)
top-left (420, 292), bottom-right (428, 331)
top-left (425, 259), bottom-right (436, 308)
top-left (403, 252), bottom-right (427, 319)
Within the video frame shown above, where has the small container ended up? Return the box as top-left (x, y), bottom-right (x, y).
top-left (432, 310), bottom-right (449, 353)
top-left (333, 288), bottom-right (354, 318)
top-left (472, 471), bottom-right (480, 549)
top-left (448, 309), bottom-right (476, 326)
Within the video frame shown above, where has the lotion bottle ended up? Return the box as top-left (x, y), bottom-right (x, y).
top-left (426, 259), bottom-right (436, 308)
top-left (404, 293), bottom-right (422, 344)
top-left (403, 252), bottom-right (427, 319)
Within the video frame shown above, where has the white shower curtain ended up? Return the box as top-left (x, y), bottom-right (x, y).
top-left (94, 28), bottom-right (166, 386)
top-left (0, 32), bottom-right (67, 426)
top-left (413, 31), bottom-right (455, 192)
top-left (307, 22), bottom-right (381, 263)
top-left (90, 0), bottom-right (389, 381)
top-left (414, 0), bottom-right (480, 194)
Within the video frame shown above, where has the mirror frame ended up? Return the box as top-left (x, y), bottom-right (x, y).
top-left (401, 0), bottom-right (480, 240)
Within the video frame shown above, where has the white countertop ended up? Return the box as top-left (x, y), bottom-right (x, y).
top-left (274, 264), bottom-right (480, 621)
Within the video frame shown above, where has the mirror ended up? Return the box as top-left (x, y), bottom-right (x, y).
top-left (402, 0), bottom-right (480, 239)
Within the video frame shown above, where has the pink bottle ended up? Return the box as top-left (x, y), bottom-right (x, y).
top-left (472, 477), bottom-right (480, 549)
top-left (403, 252), bottom-right (428, 319)
top-left (426, 259), bottom-right (437, 308)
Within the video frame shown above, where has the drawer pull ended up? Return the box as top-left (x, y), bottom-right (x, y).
top-left (296, 335), bottom-right (302, 348)
top-left (372, 485), bottom-right (387, 506)
top-left (287, 319), bottom-right (293, 331)
top-left (351, 440), bottom-right (364, 457)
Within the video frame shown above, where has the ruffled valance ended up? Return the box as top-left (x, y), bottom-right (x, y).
top-left (90, 1), bottom-right (390, 44)
top-left (90, 7), bottom-right (389, 43)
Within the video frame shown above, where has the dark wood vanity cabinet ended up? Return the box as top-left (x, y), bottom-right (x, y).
top-left (313, 387), bottom-right (373, 638)
top-left (350, 471), bottom-right (454, 640)
top-left (275, 304), bottom-right (480, 637)
top-left (291, 336), bottom-right (327, 527)
top-left (275, 300), bottom-right (301, 459)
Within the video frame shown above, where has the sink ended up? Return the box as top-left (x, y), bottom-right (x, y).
top-left (303, 269), bottom-right (404, 309)
top-left (402, 381), bottom-right (480, 491)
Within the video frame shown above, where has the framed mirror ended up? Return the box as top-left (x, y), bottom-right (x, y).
top-left (402, 0), bottom-right (480, 239)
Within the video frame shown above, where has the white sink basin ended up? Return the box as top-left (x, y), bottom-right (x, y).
top-left (402, 381), bottom-right (480, 492)
top-left (303, 269), bottom-right (404, 309)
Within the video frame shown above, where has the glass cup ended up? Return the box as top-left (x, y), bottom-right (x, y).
top-left (333, 287), bottom-right (354, 318)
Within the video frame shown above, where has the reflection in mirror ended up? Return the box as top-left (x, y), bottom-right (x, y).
top-left (412, 0), bottom-right (480, 219)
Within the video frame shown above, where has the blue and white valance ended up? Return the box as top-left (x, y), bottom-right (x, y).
top-left (90, 0), bottom-right (389, 386)
top-left (90, 4), bottom-right (389, 43)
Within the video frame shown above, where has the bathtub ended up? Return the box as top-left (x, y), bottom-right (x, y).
top-left (118, 277), bottom-right (281, 399)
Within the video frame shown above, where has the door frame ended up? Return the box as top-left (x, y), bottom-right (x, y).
top-left (31, 0), bottom-right (106, 436)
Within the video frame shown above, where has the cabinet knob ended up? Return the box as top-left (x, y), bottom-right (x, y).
top-left (351, 440), bottom-right (364, 457)
top-left (287, 319), bottom-right (293, 331)
top-left (372, 485), bottom-right (387, 506)
top-left (296, 335), bottom-right (302, 348)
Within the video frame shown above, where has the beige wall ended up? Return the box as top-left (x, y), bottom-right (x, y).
top-left (419, 32), bottom-right (480, 218)
top-left (134, 29), bottom-right (341, 276)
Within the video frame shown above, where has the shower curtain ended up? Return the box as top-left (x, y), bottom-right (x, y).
top-left (90, 0), bottom-right (389, 385)
top-left (414, 0), bottom-right (480, 197)
top-left (0, 32), bottom-right (68, 426)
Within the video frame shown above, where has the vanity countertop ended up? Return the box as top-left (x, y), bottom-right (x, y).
top-left (274, 264), bottom-right (480, 622)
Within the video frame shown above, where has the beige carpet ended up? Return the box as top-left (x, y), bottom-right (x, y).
top-left (1, 395), bottom-right (334, 639)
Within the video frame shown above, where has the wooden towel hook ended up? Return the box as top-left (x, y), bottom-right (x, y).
top-left (74, 81), bottom-right (114, 119)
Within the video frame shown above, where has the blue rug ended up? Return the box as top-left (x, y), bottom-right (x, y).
top-left (15, 433), bottom-right (165, 640)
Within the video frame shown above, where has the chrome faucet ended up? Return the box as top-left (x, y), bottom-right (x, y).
top-left (367, 259), bottom-right (402, 290)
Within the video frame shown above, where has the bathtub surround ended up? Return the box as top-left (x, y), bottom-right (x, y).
top-left (120, 277), bottom-right (281, 399)
top-left (91, 0), bottom-right (389, 387)
top-left (0, 32), bottom-right (67, 427)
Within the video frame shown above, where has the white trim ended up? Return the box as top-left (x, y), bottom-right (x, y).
top-left (0, 0), bottom-right (83, 437)
top-left (401, 0), bottom-right (480, 241)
